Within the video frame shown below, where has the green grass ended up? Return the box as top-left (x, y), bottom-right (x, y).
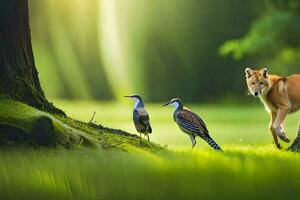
top-left (0, 147), bottom-right (300, 200)
top-left (53, 100), bottom-right (300, 149)
top-left (1, 100), bottom-right (300, 200)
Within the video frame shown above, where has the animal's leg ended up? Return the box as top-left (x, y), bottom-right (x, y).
top-left (280, 121), bottom-right (285, 132)
top-left (273, 106), bottom-right (290, 143)
top-left (190, 135), bottom-right (196, 149)
top-left (269, 112), bottom-right (281, 149)
top-left (279, 121), bottom-right (289, 142)
top-left (147, 134), bottom-right (150, 142)
top-left (288, 121), bottom-right (300, 151)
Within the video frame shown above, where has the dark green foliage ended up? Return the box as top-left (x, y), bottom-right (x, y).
top-left (220, 0), bottom-right (300, 74)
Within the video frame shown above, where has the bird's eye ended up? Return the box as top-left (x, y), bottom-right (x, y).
top-left (259, 82), bottom-right (264, 85)
top-left (251, 82), bottom-right (255, 85)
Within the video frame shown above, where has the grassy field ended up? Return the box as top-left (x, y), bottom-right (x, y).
top-left (1, 101), bottom-right (300, 200)
top-left (0, 147), bottom-right (300, 200)
top-left (54, 100), bottom-right (300, 149)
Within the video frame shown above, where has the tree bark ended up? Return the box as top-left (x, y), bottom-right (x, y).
top-left (0, 0), bottom-right (64, 115)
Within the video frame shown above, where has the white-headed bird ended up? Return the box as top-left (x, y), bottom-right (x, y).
top-left (125, 94), bottom-right (152, 142)
top-left (163, 98), bottom-right (221, 150)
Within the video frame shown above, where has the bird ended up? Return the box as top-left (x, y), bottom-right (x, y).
top-left (124, 94), bottom-right (152, 142)
top-left (163, 98), bottom-right (222, 150)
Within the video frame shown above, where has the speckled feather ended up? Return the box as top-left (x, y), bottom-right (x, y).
top-left (175, 107), bottom-right (221, 150)
top-left (175, 107), bottom-right (209, 136)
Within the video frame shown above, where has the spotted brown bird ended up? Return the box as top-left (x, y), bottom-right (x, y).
top-left (163, 98), bottom-right (221, 150)
top-left (125, 94), bottom-right (152, 142)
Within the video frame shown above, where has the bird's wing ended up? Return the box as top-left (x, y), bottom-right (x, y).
top-left (134, 108), bottom-right (151, 130)
top-left (176, 108), bottom-right (209, 136)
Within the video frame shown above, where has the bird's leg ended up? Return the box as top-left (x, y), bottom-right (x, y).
top-left (192, 142), bottom-right (196, 149)
top-left (147, 134), bottom-right (150, 142)
top-left (189, 135), bottom-right (196, 149)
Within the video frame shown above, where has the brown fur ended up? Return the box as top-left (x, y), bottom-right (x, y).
top-left (245, 67), bottom-right (300, 149)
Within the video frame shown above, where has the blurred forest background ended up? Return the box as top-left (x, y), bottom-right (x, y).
top-left (28, 0), bottom-right (300, 102)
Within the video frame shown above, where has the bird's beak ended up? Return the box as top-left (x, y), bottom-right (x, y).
top-left (124, 95), bottom-right (131, 98)
top-left (162, 102), bottom-right (170, 107)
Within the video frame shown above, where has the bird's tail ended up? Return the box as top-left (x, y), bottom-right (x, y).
top-left (203, 136), bottom-right (222, 151)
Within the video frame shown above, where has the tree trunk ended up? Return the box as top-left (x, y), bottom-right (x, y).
top-left (0, 0), bottom-right (64, 115)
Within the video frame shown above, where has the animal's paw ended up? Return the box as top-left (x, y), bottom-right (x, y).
top-left (279, 134), bottom-right (290, 143)
top-left (275, 127), bottom-right (290, 143)
top-left (273, 141), bottom-right (282, 149)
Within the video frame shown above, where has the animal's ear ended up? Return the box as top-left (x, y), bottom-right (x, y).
top-left (245, 67), bottom-right (253, 78)
top-left (261, 68), bottom-right (268, 78)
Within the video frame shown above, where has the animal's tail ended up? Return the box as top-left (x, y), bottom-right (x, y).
top-left (203, 135), bottom-right (222, 151)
